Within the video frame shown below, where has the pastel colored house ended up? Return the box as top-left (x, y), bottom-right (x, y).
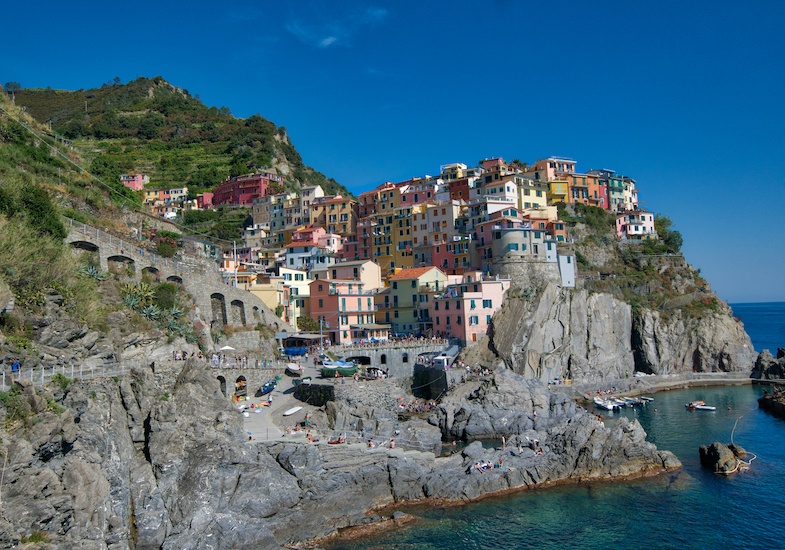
top-left (616, 210), bottom-right (657, 240)
top-left (385, 266), bottom-right (447, 336)
top-left (309, 279), bottom-right (384, 345)
top-left (120, 174), bottom-right (149, 191)
top-left (430, 271), bottom-right (511, 345)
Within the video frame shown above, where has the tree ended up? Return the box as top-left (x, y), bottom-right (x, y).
top-left (4, 82), bottom-right (21, 93)
top-left (297, 316), bottom-right (319, 332)
top-left (655, 215), bottom-right (683, 253)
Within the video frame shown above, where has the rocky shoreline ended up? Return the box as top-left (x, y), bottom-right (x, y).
top-left (0, 362), bottom-right (682, 549)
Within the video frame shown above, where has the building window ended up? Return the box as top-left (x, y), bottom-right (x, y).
top-left (318, 299), bottom-right (323, 307)
top-left (483, 299), bottom-right (492, 308)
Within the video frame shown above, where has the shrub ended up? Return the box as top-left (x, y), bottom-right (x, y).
top-left (52, 372), bottom-right (72, 392)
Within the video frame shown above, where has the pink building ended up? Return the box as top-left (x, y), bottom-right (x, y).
top-left (308, 279), bottom-right (385, 345)
top-left (615, 210), bottom-right (657, 240)
top-left (196, 192), bottom-right (214, 209)
top-left (120, 174), bottom-right (148, 191)
top-left (212, 172), bottom-right (282, 206)
top-left (429, 271), bottom-right (510, 345)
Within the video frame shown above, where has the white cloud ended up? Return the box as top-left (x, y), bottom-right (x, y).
top-left (285, 4), bottom-right (388, 48)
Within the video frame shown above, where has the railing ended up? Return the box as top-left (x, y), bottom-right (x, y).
top-left (1, 360), bottom-right (132, 391)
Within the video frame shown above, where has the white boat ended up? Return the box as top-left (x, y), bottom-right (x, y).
top-left (283, 406), bottom-right (303, 416)
top-left (285, 363), bottom-right (303, 376)
top-left (639, 396), bottom-right (654, 402)
top-left (594, 396), bottom-right (617, 410)
top-left (686, 400), bottom-right (716, 411)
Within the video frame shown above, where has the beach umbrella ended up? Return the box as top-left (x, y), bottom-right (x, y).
top-left (219, 345), bottom-right (236, 351)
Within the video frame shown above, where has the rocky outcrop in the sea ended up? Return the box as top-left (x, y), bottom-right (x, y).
top-left (751, 348), bottom-right (785, 380)
top-left (758, 388), bottom-right (785, 418)
top-left (699, 442), bottom-right (747, 474)
top-left (0, 362), bottom-right (681, 549)
top-left (491, 282), bottom-right (756, 383)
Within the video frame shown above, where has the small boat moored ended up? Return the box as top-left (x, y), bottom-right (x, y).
top-left (285, 363), bottom-right (303, 376)
top-left (594, 396), bottom-right (618, 411)
top-left (259, 378), bottom-right (277, 396)
top-left (686, 400), bottom-right (716, 411)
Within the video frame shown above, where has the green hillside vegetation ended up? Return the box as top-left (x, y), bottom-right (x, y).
top-left (0, 91), bottom-right (201, 347)
top-left (564, 203), bottom-right (715, 317)
top-left (13, 76), bottom-right (350, 199)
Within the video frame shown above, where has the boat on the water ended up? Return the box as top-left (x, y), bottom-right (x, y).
top-left (285, 363), bottom-right (303, 376)
top-left (686, 400), bottom-right (716, 411)
top-left (259, 378), bottom-right (277, 396)
top-left (639, 396), bottom-right (654, 402)
top-left (594, 396), bottom-right (618, 410)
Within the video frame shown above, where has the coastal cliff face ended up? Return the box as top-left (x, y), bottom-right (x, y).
top-left (491, 282), bottom-right (756, 383)
top-left (0, 363), bottom-right (679, 548)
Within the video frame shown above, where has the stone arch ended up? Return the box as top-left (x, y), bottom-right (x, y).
top-left (217, 375), bottom-right (227, 397)
top-left (344, 355), bottom-right (372, 366)
top-left (107, 255), bottom-right (135, 275)
top-left (380, 354), bottom-right (387, 365)
top-left (141, 266), bottom-right (161, 282)
top-left (211, 293), bottom-right (227, 326)
top-left (69, 240), bottom-right (99, 253)
top-left (167, 275), bottom-right (183, 285)
top-left (231, 299), bottom-right (247, 326)
top-left (403, 352), bottom-right (409, 363)
top-left (252, 306), bottom-right (260, 321)
top-left (234, 375), bottom-right (247, 398)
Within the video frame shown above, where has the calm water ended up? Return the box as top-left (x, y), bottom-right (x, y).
top-left (327, 302), bottom-right (785, 549)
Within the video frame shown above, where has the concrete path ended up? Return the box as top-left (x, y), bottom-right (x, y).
top-left (243, 358), bottom-right (325, 441)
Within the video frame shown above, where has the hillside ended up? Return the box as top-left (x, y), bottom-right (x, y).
top-left (12, 76), bottom-right (350, 199)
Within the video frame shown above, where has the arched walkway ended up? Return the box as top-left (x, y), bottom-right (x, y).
top-left (231, 299), bottom-right (247, 326)
top-left (141, 266), bottom-right (161, 282)
top-left (344, 355), bottom-right (372, 366)
top-left (107, 255), bottom-right (135, 275)
top-left (211, 293), bottom-right (227, 326)
top-left (167, 275), bottom-right (183, 285)
top-left (69, 240), bottom-right (99, 253)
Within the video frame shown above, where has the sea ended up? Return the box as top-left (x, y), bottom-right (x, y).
top-left (325, 302), bottom-right (785, 550)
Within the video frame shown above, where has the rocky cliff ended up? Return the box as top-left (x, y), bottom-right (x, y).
top-left (491, 282), bottom-right (756, 384)
top-left (0, 362), bottom-right (680, 549)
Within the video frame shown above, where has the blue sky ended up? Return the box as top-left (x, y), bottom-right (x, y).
top-left (3, 1), bottom-right (784, 303)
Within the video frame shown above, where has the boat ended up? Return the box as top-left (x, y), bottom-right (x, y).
top-left (285, 363), bottom-right (303, 376)
top-left (686, 400), bottom-right (716, 411)
top-left (283, 406), bottom-right (303, 417)
top-left (259, 378), bottom-right (277, 396)
top-left (321, 363), bottom-right (359, 377)
top-left (623, 397), bottom-right (643, 406)
top-left (610, 398), bottom-right (627, 408)
top-left (639, 396), bottom-right (654, 402)
top-left (594, 396), bottom-right (618, 410)
top-left (293, 376), bottom-right (312, 387)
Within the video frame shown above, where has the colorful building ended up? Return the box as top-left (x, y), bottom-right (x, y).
top-left (212, 172), bottom-right (282, 206)
top-left (430, 271), bottom-right (510, 344)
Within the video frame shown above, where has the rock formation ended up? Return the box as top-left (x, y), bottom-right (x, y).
top-left (699, 442), bottom-right (747, 474)
top-left (751, 348), bottom-right (785, 380)
top-left (0, 362), bottom-right (680, 548)
top-left (758, 388), bottom-right (785, 418)
top-left (491, 282), bottom-right (756, 383)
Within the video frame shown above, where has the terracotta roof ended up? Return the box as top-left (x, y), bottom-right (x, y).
top-left (389, 266), bottom-right (441, 280)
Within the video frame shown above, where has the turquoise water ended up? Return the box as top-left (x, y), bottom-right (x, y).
top-left (326, 303), bottom-right (785, 549)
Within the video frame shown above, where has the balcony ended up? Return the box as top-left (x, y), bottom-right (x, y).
top-left (340, 305), bottom-right (379, 313)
